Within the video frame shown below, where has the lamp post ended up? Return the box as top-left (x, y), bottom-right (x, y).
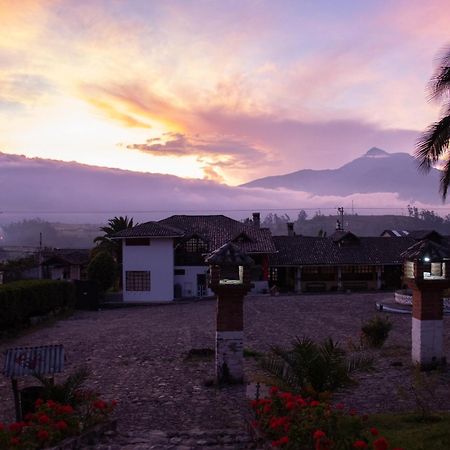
top-left (205, 243), bottom-right (253, 383)
top-left (401, 239), bottom-right (450, 369)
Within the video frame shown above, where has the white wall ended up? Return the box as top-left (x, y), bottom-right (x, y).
top-left (174, 266), bottom-right (212, 298)
top-left (122, 239), bottom-right (174, 302)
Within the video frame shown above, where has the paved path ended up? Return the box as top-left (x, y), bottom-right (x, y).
top-left (2, 293), bottom-right (450, 448)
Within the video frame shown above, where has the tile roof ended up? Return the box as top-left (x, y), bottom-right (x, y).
top-left (42, 249), bottom-right (90, 265)
top-left (159, 215), bottom-right (276, 254)
top-left (205, 242), bottom-right (254, 266)
top-left (270, 235), bottom-right (418, 266)
top-left (112, 222), bottom-right (184, 238)
top-left (400, 239), bottom-right (450, 261)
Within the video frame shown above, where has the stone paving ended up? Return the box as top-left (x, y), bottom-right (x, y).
top-left (2, 292), bottom-right (450, 448)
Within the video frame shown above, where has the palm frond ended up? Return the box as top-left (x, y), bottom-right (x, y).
top-left (429, 49), bottom-right (450, 101)
top-left (415, 113), bottom-right (450, 172)
top-left (440, 158), bottom-right (450, 200)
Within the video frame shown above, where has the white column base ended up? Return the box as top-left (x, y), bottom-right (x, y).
top-left (216, 331), bottom-right (244, 382)
top-left (412, 318), bottom-right (443, 367)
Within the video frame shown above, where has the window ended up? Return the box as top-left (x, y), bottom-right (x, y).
top-left (174, 269), bottom-right (186, 276)
top-left (125, 238), bottom-right (151, 246)
top-left (183, 237), bottom-right (208, 253)
top-left (270, 267), bottom-right (278, 282)
top-left (126, 271), bottom-right (151, 291)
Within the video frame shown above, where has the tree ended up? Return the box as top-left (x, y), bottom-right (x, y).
top-left (93, 216), bottom-right (136, 263)
top-left (87, 251), bottom-right (117, 293)
top-left (416, 48), bottom-right (450, 199)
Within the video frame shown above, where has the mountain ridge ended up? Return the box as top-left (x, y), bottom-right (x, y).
top-left (240, 148), bottom-right (442, 203)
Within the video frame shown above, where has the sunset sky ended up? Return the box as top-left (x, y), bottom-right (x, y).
top-left (1, 0), bottom-right (450, 186)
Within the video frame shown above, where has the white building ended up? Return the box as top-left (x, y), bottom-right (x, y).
top-left (114, 214), bottom-right (276, 303)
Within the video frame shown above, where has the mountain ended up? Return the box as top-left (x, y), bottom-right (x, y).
top-left (240, 147), bottom-right (442, 203)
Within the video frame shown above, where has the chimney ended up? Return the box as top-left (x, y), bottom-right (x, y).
top-left (252, 212), bottom-right (260, 228)
top-left (287, 222), bottom-right (295, 237)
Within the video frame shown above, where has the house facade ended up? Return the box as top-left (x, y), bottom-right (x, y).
top-left (114, 214), bottom-right (276, 303)
top-left (269, 230), bottom-right (417, 293)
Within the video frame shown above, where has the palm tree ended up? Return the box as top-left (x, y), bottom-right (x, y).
top-left (416, 48), bottom-right (450, 199)
top-left (93, 216), bottom-right (136, 264)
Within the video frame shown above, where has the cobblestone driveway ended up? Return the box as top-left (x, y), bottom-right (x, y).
top-left (1, 293), bottom-right (450, 448)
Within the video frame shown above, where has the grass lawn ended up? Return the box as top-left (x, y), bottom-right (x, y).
top-left (371, 413), bottom-right (450, 449)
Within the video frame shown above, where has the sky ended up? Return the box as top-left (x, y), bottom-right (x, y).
top-left (1, 0), bottom-right (450, 186)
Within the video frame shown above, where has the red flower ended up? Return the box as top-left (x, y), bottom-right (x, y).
top-left (37, 429), bottom-right (50, 440)
top-left (353, 440), bottom-right (368, 448)
top-left (59, 405), bottom-right (74, 414)
top-left (370, 427), bottom-right (379, 436)
top-left (286, 401), bottom-right (296, 410)
top-left (46, 399), bottom-right (57, 408)
top-left (279, 436), bottom-right (289, 445)
top-left (373, 437), bottom-right (389, 450)
top-left (9, 422), bottom-right (22, 432)
top-left (111, 399), bottom-right (118, 407)
top-left (39, 414), bottom-right (51, 425)
top-left (0, 423), bottom-right (4, 431)
top-left (310, 400), bottom-right (321, 407)
top-left (349, 408), bottom-right (357, 416)
top-left (269, 386), bottom-right (279, 396)
top-left (263, 404), bottom-right (271, 414)
top-left (335, 402), bottom-right (345, 410)
top-left (10, 437), bottom-right (20, 446)
top-left (35, 398), bottom-right (44, 407)
top-left (55, 420), bottom-right (68, 431)
top-left (313, 430), bottom-right (326, 441)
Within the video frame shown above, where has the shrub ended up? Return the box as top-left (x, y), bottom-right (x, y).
top-left (87, 251), bottom-right (116, 293)
top-left (361, 316), bottom-right (392, 348)
top-left (250, 388), bottom-right (402, 449)
top-left (0, 280), bottom-right (75, 331)
top-left (261, 337), bottom-right (373, 395)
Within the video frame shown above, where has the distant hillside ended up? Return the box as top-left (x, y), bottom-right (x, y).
top-left (241, 148), bottom-right (442, 203)
top-left (265, 213), bottom-right (450, 237)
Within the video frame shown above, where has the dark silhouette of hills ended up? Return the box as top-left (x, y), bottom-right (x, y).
top-left (241, 148), bottom-right (442, 203)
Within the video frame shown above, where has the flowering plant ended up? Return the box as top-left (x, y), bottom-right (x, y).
top-left (0, 395), bottom-right (117, 450)
top-left (250, 387), bottom-right (404, 450)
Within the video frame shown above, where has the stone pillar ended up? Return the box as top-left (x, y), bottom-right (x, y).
top-left (376, 266), bottom-right (382, 290)
top-left (295, 267), bottom-right (302, 293)
top-left (206, 243), bottom-right (253, 384)
top-left (411, 286), bottom-right (444, 368)
top-left (337, 266), bottom-right (342, 291)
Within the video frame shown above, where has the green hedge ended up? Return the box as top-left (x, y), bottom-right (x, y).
top-left (0, 280), bottom-right (76, 330)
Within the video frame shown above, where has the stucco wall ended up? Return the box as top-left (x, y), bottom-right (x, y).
top-left (174, 265), bottom-right (212, 298)
top-left (122, 239), bottom-right (174, 302)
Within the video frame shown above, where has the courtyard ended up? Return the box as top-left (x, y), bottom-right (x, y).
top-left (1, 292), bottom-right (450, 448)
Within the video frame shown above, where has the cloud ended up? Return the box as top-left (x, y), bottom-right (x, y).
top-left (126, 132), bottom-right (271, 180)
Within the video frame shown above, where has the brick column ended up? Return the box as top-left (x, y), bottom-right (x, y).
top-left (411, 286), bottom-right (444, 368)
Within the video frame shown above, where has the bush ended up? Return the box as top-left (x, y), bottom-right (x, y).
top-left (87, 251), bottom-right (116, 293)
top-left (261, 337), bottom-right (373, 395)
top-left (250, 388), bottom-right (401, 449)
top-left (361, 316), bottom-right (392, 348)
top-left (0, 280), bottom-right (75, 331)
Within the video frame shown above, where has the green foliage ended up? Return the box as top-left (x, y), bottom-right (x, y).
top-left (93, 216), bottom-right (136, 262)
top-left (261, 336), bottom-right (373, 394)
top-left (34, 367), bottom-right (91, 407)
top-left (251, 389), bottom-right (392, 450)
top-left (0, 280), bottom-right (75, 331)
top-left (0, 255), bottom-right (38, 282)
top-left (361, 315), bottom-right (392, 348)
top-left (397, 366), bottom-right (441, 421)
top-left (87, 251), bottom-right (117, 293)
top-left (370, 412), bottom-right (450, 450)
